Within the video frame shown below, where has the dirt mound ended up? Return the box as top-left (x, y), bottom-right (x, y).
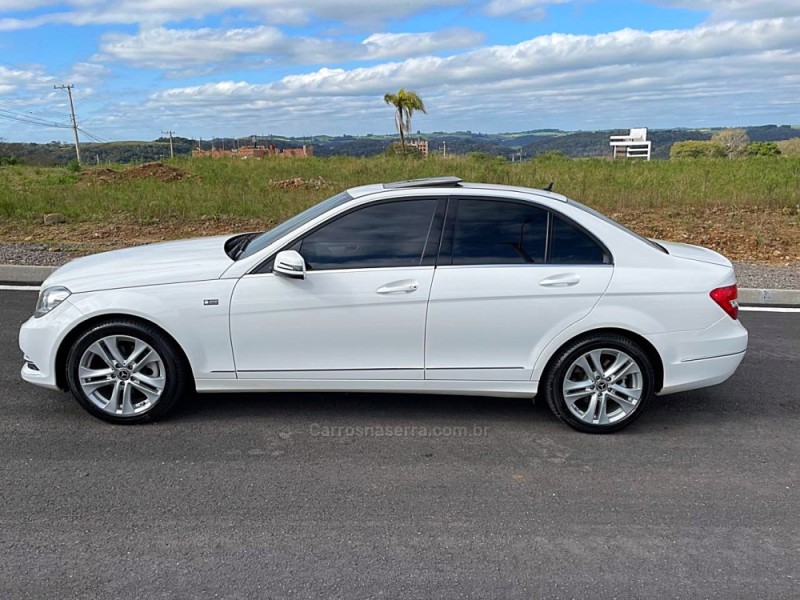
top-left (80, 162), bottom-right (190, 184)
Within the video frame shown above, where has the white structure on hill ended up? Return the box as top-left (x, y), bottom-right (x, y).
top-left (610, 128), bottom-right (652, 160)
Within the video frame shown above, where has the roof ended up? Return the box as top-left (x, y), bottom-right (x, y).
top-left (383, 176), bottom-right (463, 189)
top-left (347, 177), bottom-right (567, 202)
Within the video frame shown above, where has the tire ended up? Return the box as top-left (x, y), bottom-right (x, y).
top-left (542, 333), bottom-right (655, 433)
top-left (65, 319), bottom-right (190, 424)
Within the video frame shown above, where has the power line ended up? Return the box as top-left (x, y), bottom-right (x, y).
top-left (77, 127), bottom-right (107, 143)
top-left (54, 84), bottom-right (81, 164)
top-left (0, 100), bottom-right (72, 124)
top-left (0, 110), bottom-right (72, 129)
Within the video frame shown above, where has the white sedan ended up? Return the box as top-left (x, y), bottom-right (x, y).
top-left (19, 177), bottom-right (747, 432)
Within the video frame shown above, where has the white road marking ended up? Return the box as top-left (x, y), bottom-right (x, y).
top-left (740, 306), bottom-right (800, 313)
top-left (0, 285), bottom-right (40, 291)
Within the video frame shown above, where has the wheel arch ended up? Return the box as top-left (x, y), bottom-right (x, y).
top-left (538, 327), bottom-right (664, 393)
top-left (54, 313), bottom-right (196, 392)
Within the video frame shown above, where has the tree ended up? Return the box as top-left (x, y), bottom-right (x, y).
top-left (383, 89), bottom-right (426, 151)
top-left (670, 141), bottom-right (726, 159)
top-left (745, 142), bottom-right (781, 157)
top-left (712, 128), bottom-right (750, 158)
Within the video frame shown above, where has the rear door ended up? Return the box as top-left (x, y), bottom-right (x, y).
top-left (424, 197), bottom-right (613, 381)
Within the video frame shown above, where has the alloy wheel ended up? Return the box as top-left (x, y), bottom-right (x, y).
top-left (561, 348), bottom-right (643, 426)
top-left (78, 334), bottom-right (166, 416)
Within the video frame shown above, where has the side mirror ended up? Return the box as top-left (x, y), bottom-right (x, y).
top-left (273, 250), bottom-right (306, 279)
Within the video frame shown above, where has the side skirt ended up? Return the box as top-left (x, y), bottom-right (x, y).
top-left (195, 378), bottom-right (538, 398)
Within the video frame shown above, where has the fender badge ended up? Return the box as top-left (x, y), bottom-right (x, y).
top-left (203, 299), bottom-right (219, 306)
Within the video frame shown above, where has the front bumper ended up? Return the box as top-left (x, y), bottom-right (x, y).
top-left (646, 316), bottom-right (749, 395)
top-left (18, 299), bottom-right (84, 391)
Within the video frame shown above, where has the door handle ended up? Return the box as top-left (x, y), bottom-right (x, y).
top-left (376, 280), bottom-right (419, 294)
top-left (539, 273), bottom-right (580, 287)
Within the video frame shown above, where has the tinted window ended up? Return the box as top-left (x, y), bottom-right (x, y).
top-left (549, 216), bottom-right (606, 264)
top-left (451, 200), bottom-right (547, 265)
top-left (238, 191), bottom-right (353, 260)
top-left (298, 199), bottom-right (438, 270)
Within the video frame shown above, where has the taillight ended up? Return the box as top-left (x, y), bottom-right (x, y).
top-left (710, 284), bottom-right (739, 320)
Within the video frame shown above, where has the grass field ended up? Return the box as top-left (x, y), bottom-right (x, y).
top-left (0, 155), bottom-right (798, 264)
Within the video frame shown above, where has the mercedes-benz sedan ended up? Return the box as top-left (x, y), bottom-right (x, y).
top-left (20, 177), bottom-right (747, 432)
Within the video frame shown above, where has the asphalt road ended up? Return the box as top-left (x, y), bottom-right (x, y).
top-left (1, 290), bottom-right (798, 599)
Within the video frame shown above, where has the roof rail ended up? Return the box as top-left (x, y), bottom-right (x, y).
top-left (383, 176), bottom-right (463, 189)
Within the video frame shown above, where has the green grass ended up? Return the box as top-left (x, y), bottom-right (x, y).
top-left (1, 155), bottom-right (799, 226)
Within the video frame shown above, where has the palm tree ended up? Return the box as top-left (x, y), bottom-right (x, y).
top-left (383, 89), bottom-right (426, 152)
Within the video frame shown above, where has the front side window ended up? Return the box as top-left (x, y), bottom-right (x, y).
top-left (451, 199), bottom-right (548, 265)
top-left (297, 199), bottom-right (438, 270)
top-left (238, 191), bottom-right (353, 260)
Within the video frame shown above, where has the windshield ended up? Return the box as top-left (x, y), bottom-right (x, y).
top-left (568, 198), bottom-right (667, 254)
top-left (237, 191), bottom-right (353, 260)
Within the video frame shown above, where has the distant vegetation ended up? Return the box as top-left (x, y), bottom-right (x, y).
top-left (671, 129), bottom-right (785, 159)
top-left (3, 125), bottom-right (798, 166)
top-left (670, 141), bottom-right (726, 159)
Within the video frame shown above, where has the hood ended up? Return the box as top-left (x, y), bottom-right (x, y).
top-left (653, 240), bottom-right (732, 268)
top-left (43, 236), bottom-right (235, 293)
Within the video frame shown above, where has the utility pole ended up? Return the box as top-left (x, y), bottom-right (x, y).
top-left (161, 130), bottom-right (175, 158)
top-left (54, 84), bottom-right (80, 164)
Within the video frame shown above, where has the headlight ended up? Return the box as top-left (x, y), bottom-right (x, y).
top-left (34, 286), bottom-right (71, 318)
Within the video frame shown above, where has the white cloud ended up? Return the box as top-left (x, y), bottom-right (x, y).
top-left (132, 15), bottom-right (800, 137)
top-left (651, 1), bottom-right (800, 20)
top-left (0, 0), bottom-right (468, 30)
top-left (96, 26), bottom-right (484, 70)
top-left (484, 0), bottom-right (576, 20)
top-left (362, 29), bottom-right (485, 59)
top-left (0, 65), bottom-right (54, 95)
top-left (98, 26), bottom-right (344, 69)
top-left (147, 16), bottom-right (799, 100)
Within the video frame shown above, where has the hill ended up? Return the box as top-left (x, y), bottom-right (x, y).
top-left (1, 125), bottom-right (797, 166)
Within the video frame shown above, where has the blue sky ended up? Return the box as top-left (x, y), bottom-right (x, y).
top-left (0, 0), bottom-right (798, 142)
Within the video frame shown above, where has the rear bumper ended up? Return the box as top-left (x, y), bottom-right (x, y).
top-left (657, 350), bottom-right (746, 395)
top-left (646, 316), bottom-right (748, 395)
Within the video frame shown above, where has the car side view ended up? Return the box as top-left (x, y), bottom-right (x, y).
top-left (19, 177), bottom-right (748, 432)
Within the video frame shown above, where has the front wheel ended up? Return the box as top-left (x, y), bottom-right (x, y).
top-left (542, 334), bottom-right (655, 433)
top-left (65, 319), bottom-right (190, 424)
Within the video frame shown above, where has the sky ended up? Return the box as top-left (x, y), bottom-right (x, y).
top-left (0, 0), bottom-right (798, 142)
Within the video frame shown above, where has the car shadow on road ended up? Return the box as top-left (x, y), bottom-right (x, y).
top-left (170, 390), bottom-right (550, 425)
top-left (165, 386), bottom-right (741, 434)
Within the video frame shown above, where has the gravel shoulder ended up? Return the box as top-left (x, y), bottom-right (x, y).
top-left (1, 243), bottom-right (799, 289)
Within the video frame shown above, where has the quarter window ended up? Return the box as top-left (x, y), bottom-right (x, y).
top-left (297, 199), bottom-right (438, 270)
top-left (451, 199), bottom-right (548, 265)
top-left (549, 216), bottom-right (607, 264)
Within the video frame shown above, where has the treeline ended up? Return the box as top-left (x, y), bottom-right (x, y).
top-left (1, 125), bottom-right (798, 166)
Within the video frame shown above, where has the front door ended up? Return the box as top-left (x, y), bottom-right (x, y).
top-left (230, 198), bottom-right (444, 380)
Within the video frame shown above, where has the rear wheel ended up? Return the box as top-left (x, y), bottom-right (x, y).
top-left (542, 334), bottom-right (655, 433)
top-left (66, 320), bottom-right (190, 424)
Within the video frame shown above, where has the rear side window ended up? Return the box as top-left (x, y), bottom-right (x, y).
top-left (298, 199), bottom-right (438, 270)
top-left (451, 199), bottom-right (548, 265)
top-left (549, 216), bottom-right (607, 264)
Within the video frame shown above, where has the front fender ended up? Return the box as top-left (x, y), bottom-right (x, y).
top-left (67, 280), bottom-right (237, 379)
